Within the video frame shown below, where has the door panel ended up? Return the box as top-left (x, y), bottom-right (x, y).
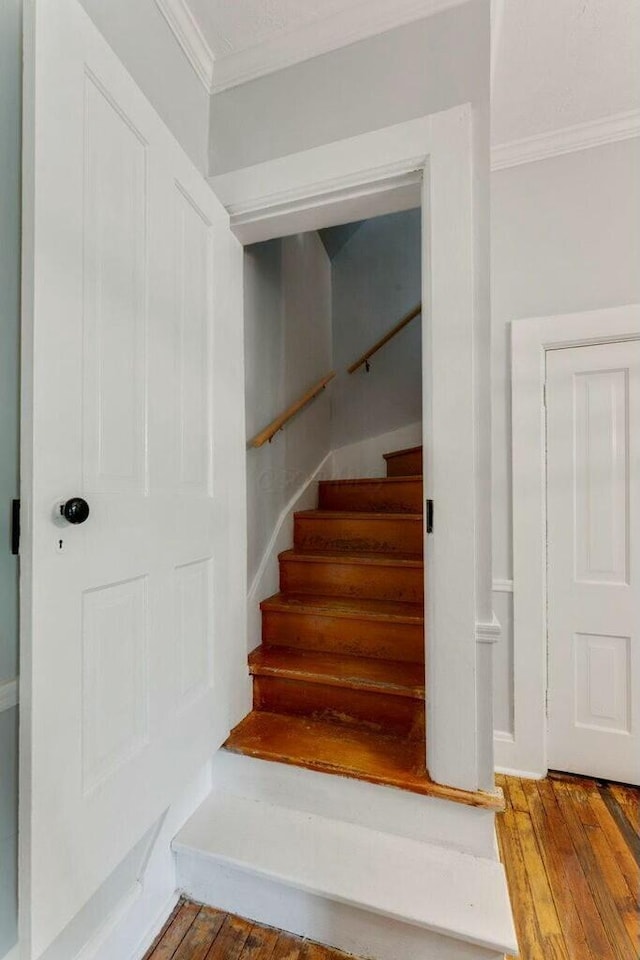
top-left (546, 341), bottom-right (640, 783)
top-left (21, 1), bottom-right (245, 956)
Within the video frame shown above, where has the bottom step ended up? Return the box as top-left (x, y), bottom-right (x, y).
top-left (173, 791), bottom-right (517, 960)
top-left (224, 711), bottom-right (503, 810)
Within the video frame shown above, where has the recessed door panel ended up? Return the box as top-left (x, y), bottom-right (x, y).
top-left (82, 74), bottom-right (148, 494)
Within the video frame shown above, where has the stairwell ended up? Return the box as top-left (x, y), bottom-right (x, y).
top-left (224, 445), bottom-right (498, 809)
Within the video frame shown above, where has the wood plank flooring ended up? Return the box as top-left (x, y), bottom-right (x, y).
top-left (496, 772), bottom-right (639, 960)
top-left (146, 773), bottom-right (638, 960)
top-left (143, 901), bottom-right (357, 960)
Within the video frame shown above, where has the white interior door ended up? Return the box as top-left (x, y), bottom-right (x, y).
top-left (546, 340), bottom-right (640, 784)
top-left (20, 1), bottom-right (245, 956)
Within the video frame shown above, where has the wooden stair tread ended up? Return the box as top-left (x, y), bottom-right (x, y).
top-left (383, 445), bottom-right (422, 461)
top-left (249, 646), bottom-right (425, 697)
top-left (260, 592), bottom-right (424, 623)
top-left (224, 712), bottom-right (503, 811)
top-left (279, 548), bottom-right (423, 566)
top-left (295, 509), bottom-right (422, 521)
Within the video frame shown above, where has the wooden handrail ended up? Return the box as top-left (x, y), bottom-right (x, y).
top-left (347, 302), bottom-right (422, 374)
top-left (249, 372), bottom-right (336, 448)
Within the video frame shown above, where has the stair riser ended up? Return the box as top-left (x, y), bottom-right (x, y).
top-left (279, 558), bottom-right (423, 604)
top-left (294, 516), bottom-right (423, 555)
top-left (262, 610), bottom-right (424, 663)
top-left (318, 481), bottom-right (422, 513)
top-left (253, 676), bottom-right (425, 740)
top-left (385, 450), bottom-right (423, 477)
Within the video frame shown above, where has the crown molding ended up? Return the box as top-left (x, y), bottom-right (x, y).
top-left (491, 109), bottom-right (640, 171)
top-left (159, 0), bottom-right (468, 95)
top-left (155, 0), bottom-right (215, 93)
top-left (212, 0), bottom-right (468, 93)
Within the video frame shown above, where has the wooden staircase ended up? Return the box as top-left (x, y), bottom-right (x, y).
top-left (225, 445), bottom-right (500, 810)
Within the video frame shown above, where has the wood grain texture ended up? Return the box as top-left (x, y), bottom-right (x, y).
top-left (293, 510), bottom-right (423, 555)
top-left (225, 711), bottom-right (503, 809)
top-left (318, 476), bottom-right (422, 513)
top-left (496, 773), bottom-right (640, 960)
top-left (143, 902), bottom-right (357, 960)
top-left (383, 445), bottom-right (423, 477)
top-left (260, 593), bottom-right (424, 663)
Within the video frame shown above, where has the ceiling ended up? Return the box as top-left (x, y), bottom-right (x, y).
top-left (165, 0), bottom-right (640, 149)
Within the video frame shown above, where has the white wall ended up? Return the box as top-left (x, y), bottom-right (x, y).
top-left (245, 232), bottom-right (332, 647)
top-left (0, 0), bottom-right (21, 952)
top-left (330, 210), bottom-right (422, 450)
top-left (78, 0), bottom-right (210, 172)
top-left (208, 0), bottom-right (489, 174)
top-left (491, 137), bottom-right (640, 745)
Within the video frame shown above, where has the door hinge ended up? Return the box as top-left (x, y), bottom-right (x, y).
top-left (426, 499), bottom-right (434, 534)
top-left (11, 499), bottom-right (20, 556)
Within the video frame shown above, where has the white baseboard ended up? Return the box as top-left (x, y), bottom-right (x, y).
top-left (494, 766), bottom-right (545, 781)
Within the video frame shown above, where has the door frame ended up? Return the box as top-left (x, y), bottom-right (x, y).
top-left (211, 104), bottom-right (494, 792)
top-left (506, 304), bottom-right (640, 778)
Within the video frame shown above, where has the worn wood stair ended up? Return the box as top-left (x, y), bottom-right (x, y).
top-left (225, 445), bottom-right (501, 810)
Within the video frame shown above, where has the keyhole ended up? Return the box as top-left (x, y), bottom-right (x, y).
top-left (58, 539), bottom-right (63, 551)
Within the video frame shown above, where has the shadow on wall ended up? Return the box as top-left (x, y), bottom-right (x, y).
top-left (328, 208), bottom-right (422, 451)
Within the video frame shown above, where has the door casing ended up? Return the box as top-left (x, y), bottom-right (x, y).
top-left (507, 304), bottom-right (640, 779)
top-left (211, 106), bottom-right (495, 793)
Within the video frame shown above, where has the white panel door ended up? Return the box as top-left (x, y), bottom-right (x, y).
top-left (20, 1), bottom-right (245, 956)
top-left (546, 340), bottom-right (640, 783)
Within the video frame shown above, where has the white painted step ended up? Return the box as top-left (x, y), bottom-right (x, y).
top-left (173, 790), bottom-right (517, 960)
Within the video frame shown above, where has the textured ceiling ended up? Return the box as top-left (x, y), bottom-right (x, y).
top-left (184, 0), bottom-right (639, 145)
top-left (187, 0), bottom-right (360, 59)
top-left (491, 0), bottom-right (640, 145)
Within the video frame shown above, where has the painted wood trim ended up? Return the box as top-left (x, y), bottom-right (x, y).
top-left (476, 616), bottom-right (501, 645)
top-left (492, 109), bottom-right (640, 171)
top-left (0, 678), bottom-right (18, 712)
top-left (506, 304), bottom-right (640, 780)
top-left (214, 106), bottom-right (488, 793)
top-left (153, 0), bottom-right (214, 91)
top-left (492, 579), bottom-right (513, 593)
top-left (157, 0), bottom-right (468, 94)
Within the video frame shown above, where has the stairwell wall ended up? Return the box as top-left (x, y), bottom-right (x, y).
top-left (329, 209), bottom-right (422, 452)
top-left (245, 231), bottom-right (333, 652)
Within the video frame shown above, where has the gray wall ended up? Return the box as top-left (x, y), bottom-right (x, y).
top-left (330, 210), bottom-right (421, 449)
top-left (245, 232), bottom-right (332, 587)
top-left (491, 137), bottom-right (640, 738)
top-left (0, 0), bottom-right (21, 952)
top-left (209, 0), bottom-right (489, 174)
top-left (79, 0), bottom-right (210, 172)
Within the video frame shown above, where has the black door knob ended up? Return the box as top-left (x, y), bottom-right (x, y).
top-left (62, 497), bottom-right (90, 525)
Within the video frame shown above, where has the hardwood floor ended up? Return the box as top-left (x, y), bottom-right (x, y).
top-left (143, 901), bottom-right (357, 960)
top-left (496, 772), bottom-right (639, 960)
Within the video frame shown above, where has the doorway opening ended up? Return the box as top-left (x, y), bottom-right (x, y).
top-left (236, 208), bottom-right (431, 794)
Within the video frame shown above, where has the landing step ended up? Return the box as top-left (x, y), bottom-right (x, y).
top-left (249, 647), bottom-right (425, 698)
top-left (173, 791), bottom-right (516, 956)
top-left (224, 712), bottom-right (503, 811)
